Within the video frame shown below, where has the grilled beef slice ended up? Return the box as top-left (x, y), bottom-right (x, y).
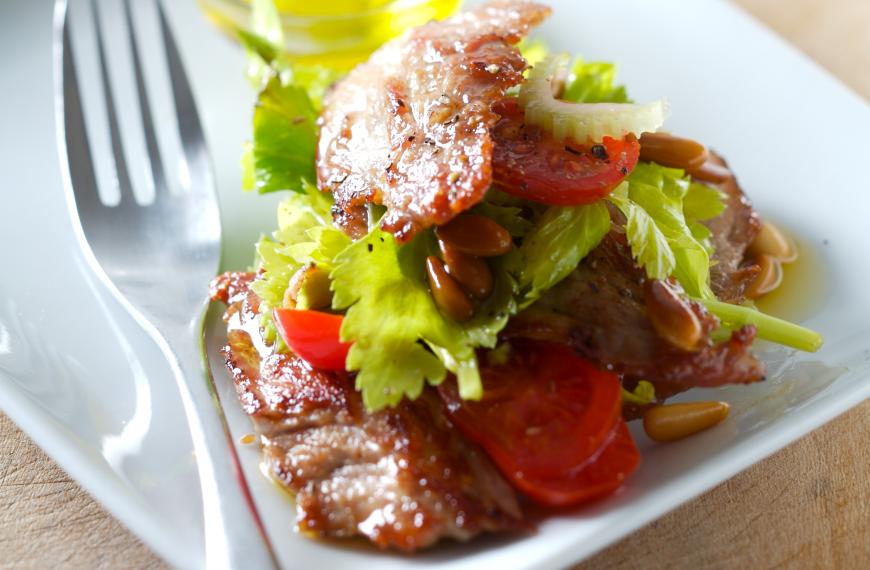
top-left (317, 0), bottom-right (551, 241)
top-left (505, 158), bottom-right (766, 406)
top-left (210, 272), bottom-right (523, 552)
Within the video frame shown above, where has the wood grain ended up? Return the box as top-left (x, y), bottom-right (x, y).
top-left (2, 1), bottom-right (869, 568)
top-left (0, 414), bottom-right (164, 569)
top-left (580, 401), bottom-right (870, 570)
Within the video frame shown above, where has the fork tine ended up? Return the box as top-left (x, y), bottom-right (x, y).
top-left (91, 0), bottom-right (136, 206)
top-left (62, 11), bottom-right (103, 215)
top-left (156, 0), bottom-right (213, 198)
top-left (122, 0), bottom-right (167, 204)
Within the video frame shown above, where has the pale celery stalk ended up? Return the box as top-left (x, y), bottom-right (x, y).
top-left (519, 54), bottom-right (668, 143)
top-left (698, 298), bottom-right (824, 353)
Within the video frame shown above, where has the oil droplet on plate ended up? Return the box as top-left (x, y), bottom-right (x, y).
top-left (240, 433), bottom-right (256, 445)
top-left (755, 226), bottom-right (828, 322)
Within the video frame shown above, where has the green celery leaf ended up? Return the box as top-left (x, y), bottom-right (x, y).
top-left (609, 181), bottom-right (676, 282)
top-left (609, 164), bottom-right (716, 299)
top-left (275, 181), bottom-right (333, 239)
top-left (330, 228), bottom-right (516, 411)
top-left (250, 76), bottom-right (318, 194)
top-left (562, 58), bottom-right (630, 104)
top-left (252, 185), bottom-right (328, 306)
top-left (252, 235), bottom-right (297, 312)
top-left (684, 181), bottom-right (727, 221)
top-left (493, 50), bottom-right (629, 301)
top-left (515, 201), bottom-right (611, 305)
top-left (237, 28), bottom-right (279, 88)
top-left (517, 40), bottom-right (630, 104)
top-left (688, 219), bottom-right (713, 246)
top-left (251, 183), bottom-right (336, 343)
top-left (236, 0), bottom-right (283, 87)
top-left (288, 226), bottom-right (351, 270)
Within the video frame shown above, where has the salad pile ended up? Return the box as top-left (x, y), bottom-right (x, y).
top-left (218, 0), bottom-right (822, 521)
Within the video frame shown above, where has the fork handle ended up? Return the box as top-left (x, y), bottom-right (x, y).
top-left (158, 312), bottom-right (278, 570)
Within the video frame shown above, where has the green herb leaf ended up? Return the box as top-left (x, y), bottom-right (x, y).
top-left (562, 58), bottom-right (630, 104)
top-left (252, 183), bottom-right (331, 305)
top-left (248, 76), bottom-right (318, 194)
top-left (330, 228), bottom-right (516, 410)
top-left (515, 201), bottom-right (611, 304)
top-left (684, 181), bottom-right (727, 222)
top-left (609, 180), bottom-right (675, 281)
top-left (609, 163), bottom-right (717, 299)
top-left (234, 0), bottom-right (284, 87)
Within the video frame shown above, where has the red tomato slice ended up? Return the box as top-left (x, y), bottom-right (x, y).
top-left (273, 309), bottom-right (351, 371)
top-left (511, 419), bottom-right (640, 507)
top-left (438, 340), bottom-right (623, 482)
top-left (491, 98), bottom-right (639, 205)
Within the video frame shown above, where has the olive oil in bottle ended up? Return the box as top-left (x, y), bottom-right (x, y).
top-left (199, 0), bottom-right (462, 69)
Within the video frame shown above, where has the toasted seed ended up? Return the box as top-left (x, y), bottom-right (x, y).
top-left (640, 132), bottom-right (709, 170)
top-left (643, 401), bottom-right (730, 442)
top-left (283, 265), bottom-right (308, 308)
top-left (284, 264), bottom-right (332, 310)
top-left (748, 221), bottom-right (797, 262)
top-left (439, 240), bottom-right (493, 299)
top-left (426, 256), bottom-right (474, 321)
top-left (745, 254), bottom-right (784, 299)
top-left (435, 214), bottom-right (513, 257)
top-left (644, 280), bottom-right (704, 352)
top-left (687, 160), bottom-right (732, 183)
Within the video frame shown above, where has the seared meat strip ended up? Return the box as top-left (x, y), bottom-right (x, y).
top-left (704, 153), bottom-right (762, 302)
top-left (506, 227), bottom-right (765, 390)
top-left (505, 144), bottom-right (766, 400)
top-left (317, 0), bottom-right (551, 242)
top-left (210, 272), bottom-right (523, 551)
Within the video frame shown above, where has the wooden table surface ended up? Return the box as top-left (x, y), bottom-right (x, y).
top-left (2, 0), bottom-right (869, 568)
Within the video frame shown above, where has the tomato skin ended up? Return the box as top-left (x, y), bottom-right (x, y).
top-left (438, 340), bottom-right (634, 506)
top-left (511, 419), bottom-right (640, 507)
top-left (491, 98), bottom-right (639, 205)
top-left (273, 309), bottom-right (351, 371)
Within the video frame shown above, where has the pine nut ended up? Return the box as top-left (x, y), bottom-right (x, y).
top-left (747, 221), bottom-right (797, 262)
top-left (284, 264), bottom-right (332, 310)
top-left (644, 280), bottom-right (704, 352)
top-left (745, 254), bottom-right (783, 299)
top-left (439, 240), bottom-right (494, 299)
top-left (643, 401), bottom-right (730, 442)
top-left (687, 160), bottom-right (732, 183)
top-left (426, 256), bottom-right (474, 321)
top-left (435, 214), bottom-right (513, 257)
top-left (640, 132), bottom-right (709, 170)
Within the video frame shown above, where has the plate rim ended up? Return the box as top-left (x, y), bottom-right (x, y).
top-left (1, 0), bottom-right (869, 568)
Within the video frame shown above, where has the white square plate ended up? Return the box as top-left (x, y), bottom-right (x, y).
top-left (1, 1), bottom-right (868, 568)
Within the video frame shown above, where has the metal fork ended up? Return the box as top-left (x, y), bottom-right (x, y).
top-left (53, 1), bottom-right (277, 568)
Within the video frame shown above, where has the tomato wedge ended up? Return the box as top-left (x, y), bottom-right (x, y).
top-left (273, 308), bottom-right (351, 371)
top-left (491, 98), bottom-right (639, 205)
top-left (511, 419), bottom-right (640, 507)
top-left (438, 340), bottom-right (635, 506)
